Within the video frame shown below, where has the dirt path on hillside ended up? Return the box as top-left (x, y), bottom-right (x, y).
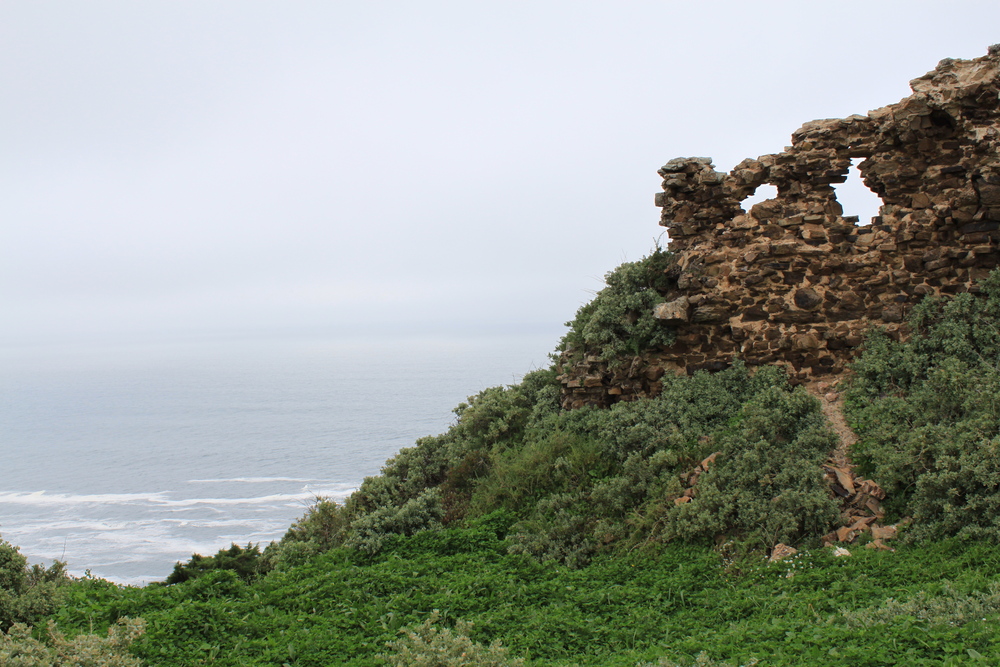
top-left (813, 386), bottom-right (858, 470)
top-left (806, 382), bottom-right (858, 468)
top-left (803, 381), bottom-right (899, 551)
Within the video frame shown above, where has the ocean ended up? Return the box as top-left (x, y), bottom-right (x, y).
top-left (0, 333), bottom-right (557, 584)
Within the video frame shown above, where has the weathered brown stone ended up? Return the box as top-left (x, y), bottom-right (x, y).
top-left (792, 334), bottom-right (821, 351)
top-left (773, 310), bottom-right (819, 324)
top-left (653, 296), bottom-right (690, 324)
top-left (559, 48), bottom-right (1000, 409)
top-left (979, 184), bottom-right (1000, 206)
top-left (794, 287), bottom-right (823, 310)
top-left (881, 304), bottom-right (904, 322)
top-left (691, 304), bottom-right (731, 323)
top-left (642, 366), bottom-right (664, 382)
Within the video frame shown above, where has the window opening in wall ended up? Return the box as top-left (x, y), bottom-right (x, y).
top-left (833, 158), bottom-right (883, 226)
top-left (741, 183), bottom-right (778, 214)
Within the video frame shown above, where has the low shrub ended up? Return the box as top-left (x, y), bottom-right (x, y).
top-left (280, 496), bottom-right (349, 550)
top-left (657, 385), bottom-right (839, 550)
top-left (507, 492), bottom-right (597, 568)
top-left (845, 270), bottom-right (1000, 540)
top-left (0, 617), bottom-right (144, 667)
top-left (561, 247), bottom-right (677, 363)
top-left (380, 611), bottom-right (524, 666)
top-left (261, 496), bottom-right (350, 570)
top-left (165, 543), bottom-right (264, 585)
top-left (345, 488), bottom-right (445, 555)
top-left (840, 581), bottom-right (1000, 629)
top-left (0, 537), bottom-right (69, 632)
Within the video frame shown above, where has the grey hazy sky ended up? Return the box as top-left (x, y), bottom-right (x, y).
top-left (3, 1), bottom-right (999, 345)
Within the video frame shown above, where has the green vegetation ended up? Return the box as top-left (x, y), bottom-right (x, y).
top-left (844, 271), bottom-right (1000, 541)
top-left (252, 359), bottom-right (839, 571)
top-left (0, 537), bottom-right (69, 632)
top-left (560, 246), bottom-right (677, 362)
top-left (0, 618), bottom-right (144, 667)
top-left (7, 257), bottom-right (1000, 665)
top-left (41, 529), bottom-right (1000, 665)
top-left (379, 610), bottom-right (523, 667)
top-left (164, 543), bottom-right (264, 585)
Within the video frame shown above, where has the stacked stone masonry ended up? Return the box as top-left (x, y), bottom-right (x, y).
top-left (560, 48), bottom-right (1000, 409)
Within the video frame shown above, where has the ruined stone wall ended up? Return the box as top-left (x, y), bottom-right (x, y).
top-left (560, 48), bottom-right (1000, 409)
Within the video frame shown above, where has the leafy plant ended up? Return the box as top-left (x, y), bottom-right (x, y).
top-left (345, 488), bottom-right (445, 555)
top-left (261, 497), bottom-right (351, 570)
top-left (561, 247), bottom-right (677, 363)
top-left (380, 611), bottom-right (524, 666)
top-left (0, 537), bottom-right (69, 632)
top-left (845, 269), bottom-right (1000, 540)
top-left (0, 617), bottom-right (144, 667)
top-left (657, 384), bottom-right (839, 550)
top-left (165, 543), bottom-right (264, 585)
top-left (639, 654), bottom-right (759, 667)
top-left (840, 581), bottom-right (1000, 629)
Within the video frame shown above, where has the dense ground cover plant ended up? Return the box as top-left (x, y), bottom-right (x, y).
top-left (845, 270), bottom-right (1000, 540)
top-left (47, 527), bottom-right (1000, 666)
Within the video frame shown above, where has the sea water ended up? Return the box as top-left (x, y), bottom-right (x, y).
top-left (0, 333), bottom-right (556, 584)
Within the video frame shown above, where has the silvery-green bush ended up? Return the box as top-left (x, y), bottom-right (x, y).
top-left (846, 269), bottom-right (1000, 541)
top-left (0, 617), bottom-right (144, 667)
top-left (380, 611), bottom-right (523, 667)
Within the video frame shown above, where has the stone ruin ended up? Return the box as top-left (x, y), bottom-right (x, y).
top-left (559, 47), bottom-right (1000, 409)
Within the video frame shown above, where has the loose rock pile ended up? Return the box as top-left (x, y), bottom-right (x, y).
top-left (820, 462), bottom-right (902, 552)
top-left (559, 48), bottom-right (1000, 409)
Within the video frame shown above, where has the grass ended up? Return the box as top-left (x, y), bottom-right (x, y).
top-left (45, 520), bottom-right (1000, 666)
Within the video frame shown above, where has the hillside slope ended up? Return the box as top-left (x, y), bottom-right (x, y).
top-left (4, 47), bottom-right (1000, 666)
top-left (3, 253), bottom-right (999, 666)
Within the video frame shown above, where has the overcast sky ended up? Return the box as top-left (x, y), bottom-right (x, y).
top-left (3, 1), bottom-right (999, 346)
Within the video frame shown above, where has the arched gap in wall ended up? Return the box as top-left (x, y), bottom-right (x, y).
top-left (741, 183), bottom-right (778, 214)
top-left (833, 158), bottom-right (883, 226)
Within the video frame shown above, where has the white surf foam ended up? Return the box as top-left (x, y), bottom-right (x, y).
top-left (0, 491), bottom-right (169, 506)
top-left (187, 477), bottom-right (321, 484)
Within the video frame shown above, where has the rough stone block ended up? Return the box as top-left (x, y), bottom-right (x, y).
top-left (653, 296), bottom-right (690, 324)
top-left (793, 287), bottom-right (823, 310)
top-left (691, 304), bottom-right (731, 324)
top-left (792, 334), bottom-right (821, 351)
top-left (960, 221), bottom-right (1000, 235)
top-left (881, 304), bottom-right (904, 322)
top-left (773, 311), bottom-right (818, 324)
top-left (979, 184), bottom-right (1000, 206)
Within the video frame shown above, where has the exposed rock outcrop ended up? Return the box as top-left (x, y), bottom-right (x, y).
top-left (560, 48), bottom-right (1000, 409)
